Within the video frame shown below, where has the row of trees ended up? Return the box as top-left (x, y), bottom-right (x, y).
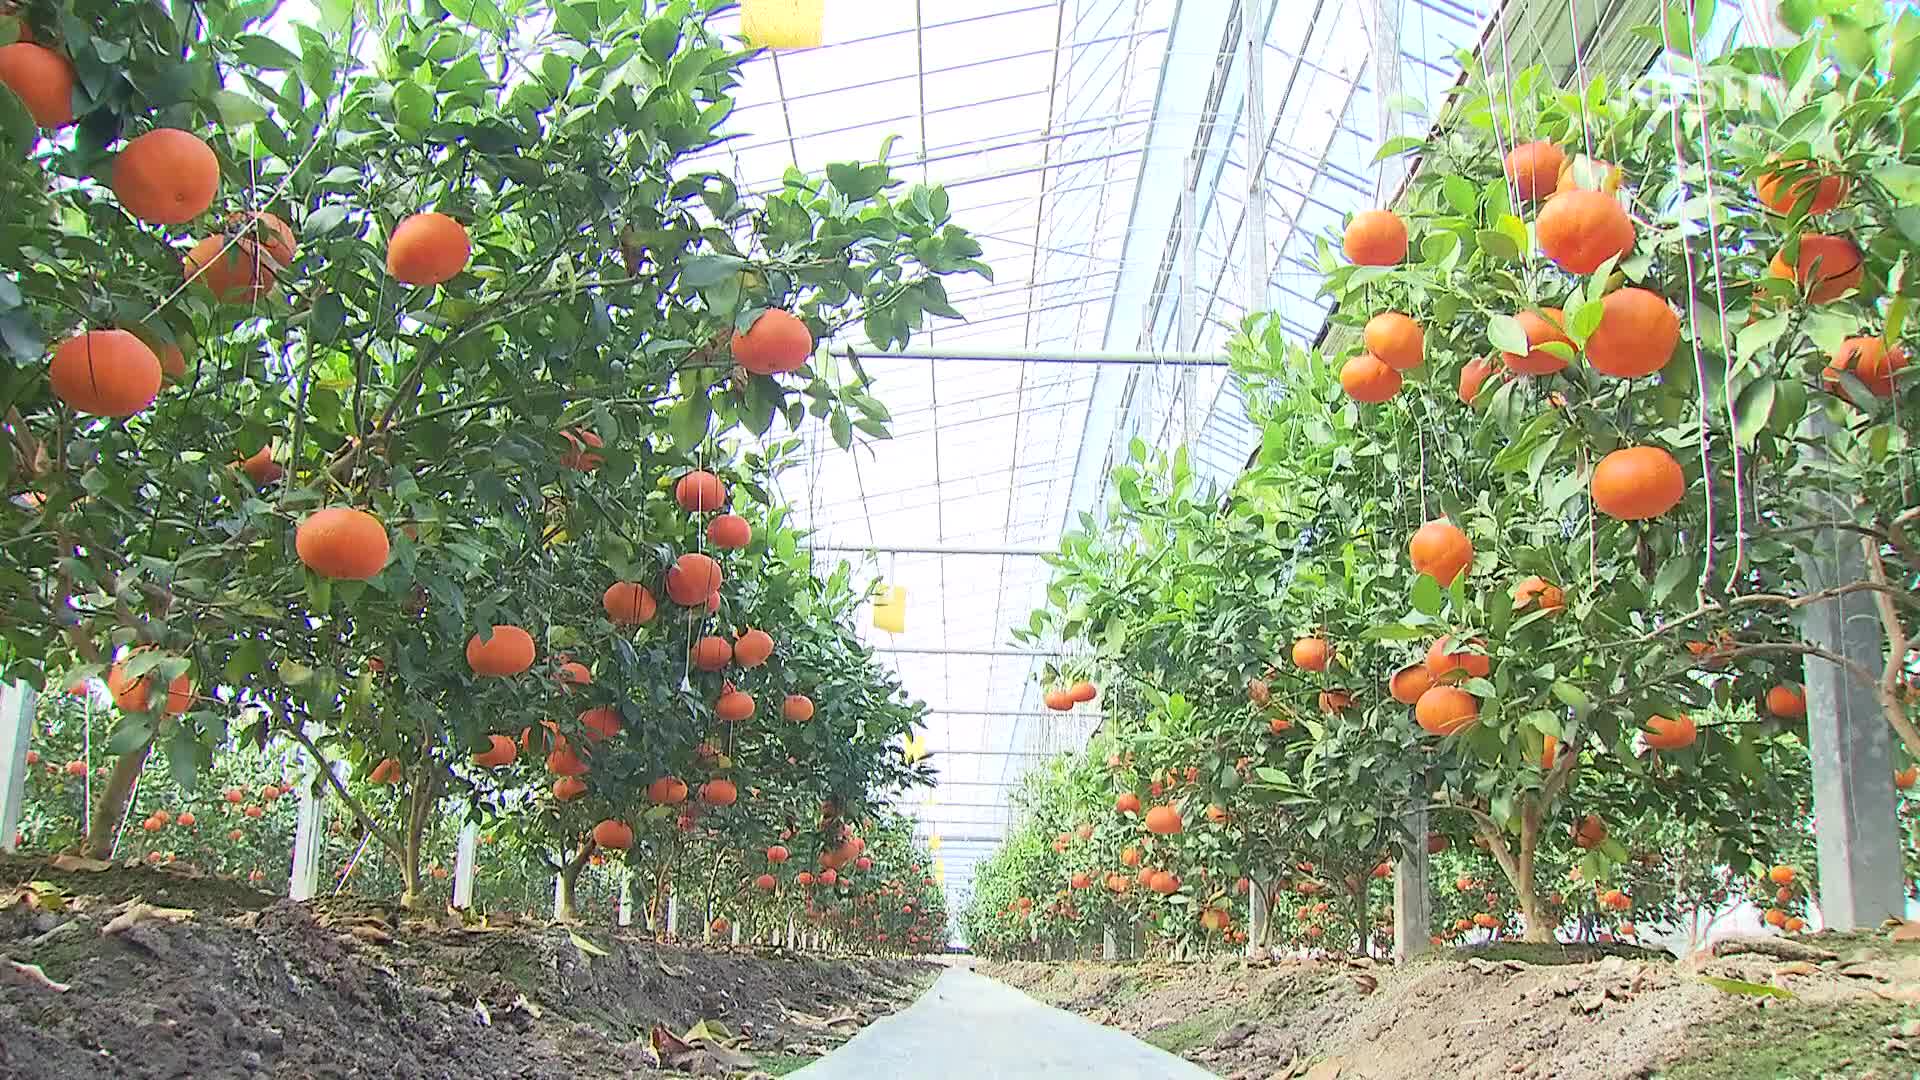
top-left (966, 3), bottom-right (1919, 955)
top-left (2, 0), bottom-right (962, 951)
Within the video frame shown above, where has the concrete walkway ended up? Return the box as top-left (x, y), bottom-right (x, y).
top-left (788, 966), bottom-right (1217, 1079)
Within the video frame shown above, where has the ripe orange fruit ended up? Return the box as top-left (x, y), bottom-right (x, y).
top-left (1340, 352), bottom-right (1403, 403)
top-left (1504, 141), bottom-right (1566, 201)
top-left (1768, 865), bottom-right (1795, 886)
top-left (755, 873), bottom-right (777, 891)
top-left (1824, 337), bottom-right (1906, 400)
top-left (1766, 684), bottom-right (1806, 719)
top-left (1149, 871), bottom-right (1180, 895)
top-left (184, 236), bottom-right (269, 303)
top-left (1389, 663), bottom-right (1432, 705)
top-left (1268, 713), bottom-right (1292, 734)
top-left (1755, 162), bottom-right (1848, 216)
top-left (1769, 234), bottom-right (1862, 303)
top-left (473, 733), bottom-right (517, 768)
top-left (1510, 575), bottom-right (1565, 612)
top-left (1318, 690), bottom-right (1353, 714)
top-left (1763, 907), bottom-right (1788, 928)
top-left (0, 42), bottom-right (75, 127)
top-left (1363, 313), bottom-right (1424, 370)
top-left (817, 867), bottom-right (837, 886)
top-left (386, 211), bottom-right (470, 285)
top-left (708, 513), bottom-right (752, 550)
top-left (1536, 189), bottom-right (1635, 274)
top-left (1573, 814), bottom-right (1607, 849)
top-left (734, 628), bottom-right (775, 668)
top-left (1144, 805), bottom-right (1183, 835)
top-left (1899, 766), bottom-right (1919, 790)
top-left (295, 508), bottom-right (389, 580)
top-left (1643, 713), bottom-right (1696, 751)
top-left (1409, 518), bottom-right (1473, 586)
top-left (782, 694), bottom-right (814, 722)
top-left (1070, 680), bottom-right (1098, 703)
top-left (691, 635), bottom-right (732, 671)
top-left (112, 129), bottom-right (219, 226)
top-left (1069, 871), bottom-right (1091, 890)
top-left (1592, 446), bottom-right (1685, 520)
top-left (1585, 288), bottom-right (1678, 378)
top-left (1503, 308), bottom-right (1573, 375)
top-left (1783, 916), bottom-right (1806, 933)
top-left (766, 845), bottom-right (790, 863)
top-left (107, 655), bottom-right (193, 715)
top-left (592, 819), bottom-right (633, 850)
top-left (648, 776), bottom-right (688, 804)
top-left (1292, 637), bottom-right (1330, 672)
top-left (552, 776), bottom-right (587, 801)
top-left (238, 445), bottom-right (282, 486)
top-left (227, 211), bottom-right (297, 270)
top-left (675, 470), bottom-right (726, 512)
top-left (665, 552), bottom-right (723, 605)
top-left (48, 330), bottom-right (164, 417)
top-left (1120, 846), bottom-right (1142, 867)
top-left (466, 625), bottom-right (535, 677)
top-left (1414, 686), bottom-right (1478, 735)
top-left (1115, 792), bottom-right (1140, 814)
top-left (1343, 209), bottom-right (1407, 266)
top-left (715, 688), bottom-right (755, 723)
top-left (369, 758), bottom-right (402, 785)
top-left (1458, 356), bottom-right (1500, 404)
top-left (1540, 734), bottom-right (1560, 770)
top-left (732, 309), bottom-right (814, 375)
top-left (558, 427), bottom-right (604, 470)
top-left (1043, 688), bottom-right (1074, 710)
top-left (579, 706), bottom-right (621, 742)
top-left (796, 872), bottom-right (814, 887)
top-left (602, 581), bottom-right (658, 625)
top-left (1205, 803), bottom-right (1230, 824)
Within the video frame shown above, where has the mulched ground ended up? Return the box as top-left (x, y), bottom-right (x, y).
top-left (0, 855), bottom-right (935, 1080)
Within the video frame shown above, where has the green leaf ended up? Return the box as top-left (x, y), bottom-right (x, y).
top-left (1475, 228), bottom-right (1520, 261)
top-left (830, 409), bottom-right (852, 450)
top-left (107, 719), bottom-right (153, 755)
top-left (1550, 682), bottom-right (1588, 711)
top-left (166, 726), bottom-right (202, 791)
top-left (1487, 314), bottom-right (1529, 357)
top-left (669, 394), bottom-right (712, 452)
top-left (0, 84), bottom-right (35, 156)
top-left (681, 253), bottom-right (745, 287)
top-left (393, 81), bottom-right (434, 130)
top-left (234, 33), bottom-right (302, 70)
top-left (1569, 298), bottom-right (1605, 342)
top-left (640, 17), bottom-right (681, 64)
top-left (1732, 378), bottom-right (1776, 449)
top-left (1371, 134), bottom-right (1425, 163)
top-left (1410, 574), bottom-right (1445, 615)
top-left (211, 90), bottom-right (269, 127)
top-left (1699, 975), bottom-right (1793, 999)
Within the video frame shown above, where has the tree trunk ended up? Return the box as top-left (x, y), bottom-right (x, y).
top-left (1512, 804), bottom-right (1551, 943)
top-left (553, 840), bottom-right (594, 922)
top-left (395, 763), bottom-right (440, 910)
top-left (82, 741), bottom-right (151, 859)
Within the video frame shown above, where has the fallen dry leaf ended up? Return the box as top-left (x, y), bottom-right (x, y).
top-left (48, 854), bottom-right (113, 874)
top-left (348, 924), bottom-right (392, 945)
top-left (1, 959), bottom-right (70, 993)
top-left (1303, 1058), bottom-right (1344, 1080)
top-left (656, 956), bottom-right (692, 978)
top-left (1871, 984), bottom-right (1920, 1005)
top-left (1891, 921), bottom-right (1920, 943)
top-left (1348, 972), bottom-right (1378, 994)
top-left (101, 902), bottom-right (193, 937)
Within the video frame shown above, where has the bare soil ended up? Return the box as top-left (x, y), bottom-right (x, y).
top-left (983, 936), bottom-right (1920, 1079)
top-left (0, 855), bottom-right (935, 1079)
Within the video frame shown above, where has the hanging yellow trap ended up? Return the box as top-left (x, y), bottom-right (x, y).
top-left (872, 584), bottom-right (906, 633)
top-left (741, 0), bottom-right (825, 50)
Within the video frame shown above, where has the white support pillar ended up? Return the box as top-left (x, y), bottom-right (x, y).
top-left (665, 894), bottom-right (679, 939)
top-left (730, 921), bottom-right (741, 946)
top-left (1243, 0), bottom-right (1267, 315)
top-left (289, 760), bottom-right (340, 902)
top-left (0, 681), bottom-right (38, 854)
top-left (786, 915), bottom-right (797, 949)
top-left (1101, 926), bottom-right (1118, 961)
top-left (1247, 877), bottom-right (1271, 958)
top-left (617, 872), bottom-right (634, 927)
top-left (451, 822), bottom-right (479, 910)
top-left (1394, 795), bottom-right (1432, 961)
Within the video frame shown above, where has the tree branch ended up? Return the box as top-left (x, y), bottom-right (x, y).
top-left (278, 716), bottom-right (405, 861)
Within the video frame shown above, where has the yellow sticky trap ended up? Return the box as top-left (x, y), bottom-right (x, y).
top-left (902, 732), bottom-right (927, 763)
top-left (872, 585), bottom-right (906, 633)
top-left (927, 834), bottom-right (942, 854)
top-left (741, 0), bottom-right (824, 49)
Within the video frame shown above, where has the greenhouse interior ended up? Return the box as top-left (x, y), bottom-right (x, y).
top-left (2, 0), bottom-right (1918, 1076)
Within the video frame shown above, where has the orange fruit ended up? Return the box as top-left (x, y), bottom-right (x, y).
top-left (1149, 871), bottom-right (1180, 895)
top-left (1573, 814), bottom-right (1607, 849)
top-left (755, 873), bottom-right (777, 891)
top-left (369, 758), bottom-right (402, 785)
top-left (1763, 907), bottom-right (1787, 928)
top-left (578, 706), bottom-right (621, 742)
top-left (1144, 805), bottom-right (1183, 835)
top-left (1414, 686), bottom-right (1478, 735)
top-left (1363, 313), bottom-right (1424, 370)
top-left (665, 552), bottom-right (723, 605)
top-left (552, 776), bottom-right (587, 801)
top-left (1388, 663), bottom-right (1432, 705)
top-left (1540, 734), bottom-right (1560, 770)
top-left (1070, 680), bottom-right (1098, 703)
top-left (602, 581), bottom-right (658, 625)
top-left (1510, 575), bottom-right (1565, 612)
top-left (238, 445), bottom-right (282, 486)
top-left (707, 513), bottom-right (752, 550)
top-left (48, 330), bottom-right (164, 417)
top-left (1343, 209), bottom-right (1407, 266)
top-left (592, 819), bottom-right (633, 850)
top-left (112, 129), bottom-right (220, 226)
top-left (648, 776), bottom-right (688, 804)
top-left (1340, 352), bottom-right (1403, 403)
top-left (1766, 684), bottom-right (1806, 719)
top-left (1318, 689), bottom-right (1353, 714)
top-left (1768, 865), bottom-right (1795, 886)
top-left (386, 211), bottom-right (470, 285)
top-left (1769, 234), bottom-right (1862, 304)
top-left (675, 470), bottom-right (726, 512)
top-left (766, 845), bottom-right (790, 863)
top-left (1755, 162), bottom-right (1848, 216)
top-left (1503, 308), bottom-right (1573, 375)
top-left (1643, 713), bottom-right (1696, 751)
top-left (691, 635), bottom-right (732, 671)
top-left (1536, 189), bottom-right (1635, 274)
top-left (1268, 713), bottom-right (1292, 734)
top-left (1783, 916), bottom-right (1805, 933)
top-left (732, 309), bottom-right (814, 375)
top-left (1409, 518), bottom-right (1473, 586)
top-left (1504, 141), bottom-right (1566, 201)
top-left (1899, 766), bottom-right (1918, 790)
top-left (184, 235), bottom-right (270, 303)
top-left (1293, 636), bottom-right (1331, 672)
top-left (1592, 446), bottom-right (1685, 520)
top-left (473, 733), bottom-right (517, 768)
top-left (1824, 337), bottom-right (1906, 400)
top-left (107, 653), bottom-right (193, 715)
top-left (466, 625), bottom-right (535, 677)
top-left (1115, 792), bottom-right (1140, 814)
top-left (558, 427), bottom-right (604, 470)
top-left (1458, 356), bottom-right (1500, 404)
top-left (1585, 288), bottom-right (1678, 378)
top-left (734, 628), bottom-right (775, 668)
top-left (715, 688), bottom-right (755, 723)
top-left (0, 42), bottom-right (74, 127)
top-left (782, 694), bottom-right (814, 722)
top-left (700, 778), bottom-right (738, 805)
top-left (1555, 155), bottom-right (1623, 195)
top-left (1043, 688), bottom-right (1074, 711)
top-left (1426, 634), bottom-right (1491, 680)
top-left (295, 508), bottom-right (390, 580)
top-left (1120, 846), bottom-right (1142, 867)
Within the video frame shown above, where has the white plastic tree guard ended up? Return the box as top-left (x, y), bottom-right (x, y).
top-left (1246, 878), bottom-right (1271, 959)
top-left (1394, 798), bottom-right (1432, 961)
top-left (289, 760), bottom-right (343, 902)
top-left (731, 921), bottom-right (742, 946)
top-left (665, 894), bottom-right (679, 938)
top-left (0, 681), bottom-right (37, 854)
top-left (451, 823), bottom-right (479, 909)
top-left (617, 872), bottom-right (634, 927)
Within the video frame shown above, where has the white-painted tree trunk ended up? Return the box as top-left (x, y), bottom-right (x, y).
top-left (0, 682), bottom-right (36, 854)
top-left (451, 823), bottom-right (478, 909)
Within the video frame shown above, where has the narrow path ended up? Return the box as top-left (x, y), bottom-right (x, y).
top-left (789, 965), bottom-right (1217, 1078)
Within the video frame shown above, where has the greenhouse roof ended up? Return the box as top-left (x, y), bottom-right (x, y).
top-left (691, 0), bottom-right (1518, 910)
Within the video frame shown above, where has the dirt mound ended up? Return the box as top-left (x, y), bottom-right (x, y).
top-left (0, 857), bottom-right (934, 1079)
top-left (983, 938), bottom-right (1920, 1079)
